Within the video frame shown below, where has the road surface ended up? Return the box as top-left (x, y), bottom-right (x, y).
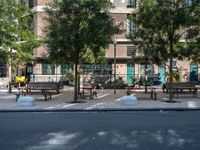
top-left (0, 110), bottom-right (200, 150)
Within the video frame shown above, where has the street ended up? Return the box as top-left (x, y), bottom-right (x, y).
top-left (0, 110), bottom-right (200, 150)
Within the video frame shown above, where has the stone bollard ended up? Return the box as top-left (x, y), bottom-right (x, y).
top-left (17, 96), bottom-right (35, 106)
top-left (121, 95), bottom-right (137, 105)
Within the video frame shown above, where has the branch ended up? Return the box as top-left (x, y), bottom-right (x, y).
top-left (79, 45), bottom-right (89, 59)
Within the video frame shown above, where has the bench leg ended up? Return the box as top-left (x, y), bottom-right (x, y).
top-left (150, 91), bottom-right (153, 99)
top-left (49, 92), bottom-right (52, 99)
top-left (78, 92), bottom-right (82, 99)
top-left (154, 93), bottom-right (157, 100)
top-left (193, 90), bottom-right (197, 97)
top-left (177, 90), bottom-right (179, 98)
top-left (16, 94), bottom-right (20, 102)
top-left (44, 93), bottom-right (48, 101)
top-left (93, 91), bottom-right (97, 99)
top-left (16, 93), bottom-right (26, 101)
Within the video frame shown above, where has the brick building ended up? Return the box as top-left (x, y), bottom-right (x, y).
top-left (1, 0), bottom-right (198, 85)
top-left (30, 0), bottom-right (200, 84)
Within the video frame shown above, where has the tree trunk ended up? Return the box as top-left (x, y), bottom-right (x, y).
top-left (8, 56), bottom-right (12, 93)
top-left (74, 62), bottom-right (78, 102)
top-left (145, 64), bottom-right (148, 93)
top-left (169, 42), bottom-right (173, 101)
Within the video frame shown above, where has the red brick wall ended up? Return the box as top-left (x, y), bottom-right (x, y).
top-left (34, 13), bottom-right (48, 39)
top-left (36, 0), bottom-right (53, 6)
top-left (106, 45), bottom-right (127, 58)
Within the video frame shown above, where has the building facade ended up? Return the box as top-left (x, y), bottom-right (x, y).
top-left (31, 0), bottom-right (200, 84)
top-left (1, 0), bottom-right (198, 85)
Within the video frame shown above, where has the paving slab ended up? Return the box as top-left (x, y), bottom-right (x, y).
top-left (0, 88), bottom-right (200, 111)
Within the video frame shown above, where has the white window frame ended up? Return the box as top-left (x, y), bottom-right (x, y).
top-left (127, 0), bottom-right (136, 7)
top-left (127, 19), bottom-right (135, 36)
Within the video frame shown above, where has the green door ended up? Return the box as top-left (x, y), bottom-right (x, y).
top-left (127, 64), bottom-right (135, 84)
top-left (158, 66), bottom-right (166, 84)
top-left (190, 64), bottom-right (198, 81)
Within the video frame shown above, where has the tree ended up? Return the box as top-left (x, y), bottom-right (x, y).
top-left (129, 0), bottom-right (194, 101)
top-left (79, 47), bottom-right (108, 64)
top-left (45, 0), bottom-right (119, 102)
top-left (128, 14), bottom-right (163, 92)
top-left (183, 0), bottom-right (200, 62)
top-left (0, 0), bottom-right (41, 92)
top-left (0, 0), bottom-right (41, 63)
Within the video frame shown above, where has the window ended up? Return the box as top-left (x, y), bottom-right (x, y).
top-left (61, 64), bottom-right (73, 75)
top-left (186, 0), bottom-right (192, 6)
top-left (127, 15), bottom-right (135, 36)
top-left (20, 0), bottom-right (28, 6)
top-left (30, 16), bottom-right (35, 29)
top-left (127, 0), bottom-right (137, 7)
top-left (29, 0), bottom-right (34, 8)
top-left (127, 46), bottom-right (135, 57)
top-left (42, 64), bottom-right (55, 75)
top-left (0, 62), bottom-right (7, 77)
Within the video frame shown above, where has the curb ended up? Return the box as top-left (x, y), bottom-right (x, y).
top-left (1, 107), bottom-right (200, 113)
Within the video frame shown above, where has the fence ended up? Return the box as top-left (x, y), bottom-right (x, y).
top-left (30, 74), bottom-right (65, 82)
top-left (30, 73), bottom-right (161, 88)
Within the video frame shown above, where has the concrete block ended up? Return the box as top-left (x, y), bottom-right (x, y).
top-left (17, 96), bottom-right (35, 106)
top-left (121, 95), bottom-right (137, 105)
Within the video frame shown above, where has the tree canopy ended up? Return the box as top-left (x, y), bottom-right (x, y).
top-left (0, 0), bottom-right (41, 64)
top-left (129, 0), bottom-right (199, 101)
top-left (184, 0), bottom-right (200, 62)
top-left (45, 0), bottom-right (119, 102)
top-left (128, 13), bottom-right (162, 66)
top-left (45, 0), bottom-right (118, 64)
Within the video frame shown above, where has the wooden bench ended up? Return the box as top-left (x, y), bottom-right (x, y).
top-left (163, 82), bottom-right (196, 92)
top-left (27, 82), bottom-right (60, 94)
top-left (172, 87), bottom-right (198, 98)
top-left (79, 83), bottom-right (98, 99)
top-left (150, 91), bottom-right (158, 100)
top-left (163, 82), bottom-right (198, 98)
top-left (148, 86), bottom-right (161, 100)
top-left (16, 85), bottom-right (52, 101)
top-left (78, 89), bottom-right (97, 99)
top-left (126, 86), bottom-right (159, 100)
top-left (125, 86), bottom-right (144, 95)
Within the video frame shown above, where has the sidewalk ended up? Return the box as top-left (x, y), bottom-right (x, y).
top-left (0, 88), bottom-right (200, 111)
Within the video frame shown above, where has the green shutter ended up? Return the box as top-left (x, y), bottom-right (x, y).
top-left (158, 65), bottom-right (166, 83)
top-left (190, 64), bottom-right (198, 81)
top-left (127, 64), bottom-right (135, 84)
top-left (42, 64), bottom-right (55, 75)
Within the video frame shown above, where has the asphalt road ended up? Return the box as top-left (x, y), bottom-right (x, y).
top-left (0, 110), bottom-right (200, 150)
